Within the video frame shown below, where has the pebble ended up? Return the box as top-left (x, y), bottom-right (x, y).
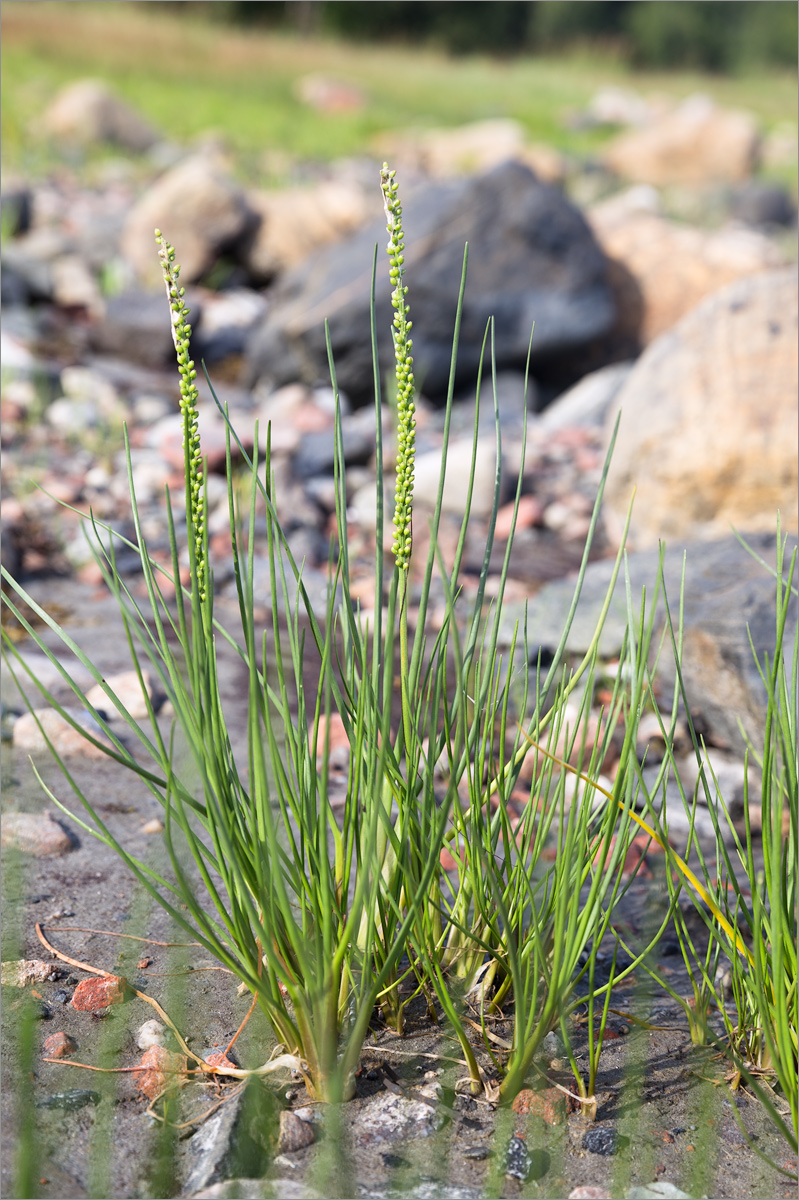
top-left (70, 975), bottom-right (126, 1011)
top-left (85, 669), bottom-right (155, 720)
top-left (582, 1126), bottom-right (619, 1156)
top-left (569, 1189), bottom-right (612, 1200)
top-left (12, 707), bottom-right (112, 760)
top-left (203, 1050), bottom-right (238, 1072)
top-left (191, 1183), bottom-right (322, 1200)
top-left (0, 811), bottom-right (76, 857)
top-left (36, 1089), bottom-right (100, 1111)
top-left (293, 1105), bottom-right (323, 1125)
top-left (135, 1045), bottom-right (187, 1101)
top-left (42, 1031), bottom-right (77, 1059)
top-left (1, 959), bottom-right (62, 987)
top-left (511, 1086), bottom-right (566, 1125)
top-left (504, 1133), bottom-right (532, 1180)
top-left (136, 1018), bottom-right (166, 1050)
top-left (354, 1091), bottom-right (443, 1145)
top-left (461, 1144), bottom-right (492, 1160)
top-left (627, 1186), bottom-right (692, 1200)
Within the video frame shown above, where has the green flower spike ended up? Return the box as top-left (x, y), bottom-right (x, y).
top-left (381, 164), bottom-right (416, 572)
top-left (155, 230), bottom-right (206, 602)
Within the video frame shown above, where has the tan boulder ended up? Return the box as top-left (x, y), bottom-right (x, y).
top-left (121, 157), bottom-right (258, 285)
top-left (37, 79), bottom-right (159, 152)
top-left (603, 94), bottom-right (759, 186)
top-left (244, 179), bottom-right (374, 279)
top-left (377, 119), bottom-right (565, 183)
top-left (588, 189), bottom-right (785, 345)
top-left (603, 267), bottom-right (798, 549)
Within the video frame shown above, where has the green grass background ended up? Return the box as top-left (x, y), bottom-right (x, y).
top-left (2, 0), bottom-right (796, 187)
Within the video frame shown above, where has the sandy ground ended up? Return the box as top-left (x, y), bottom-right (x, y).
top-left (2, 578), bottom-right (796, 1200)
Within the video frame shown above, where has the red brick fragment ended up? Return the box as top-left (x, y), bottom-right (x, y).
top-left (511, 1086), bottom-right (566, 1125)
top-left (42, 1031), bottom-right (77, 1059)
top-left (135, 1045), bottom-right (187, 1101)
top-left (70, 975), bottom-right (126, 1011)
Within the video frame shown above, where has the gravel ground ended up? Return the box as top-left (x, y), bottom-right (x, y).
top-left (2, 579), bottom-right (796, 1200)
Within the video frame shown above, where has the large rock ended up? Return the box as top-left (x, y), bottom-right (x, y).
top-left (603, 94), bottom-right (759, 186)
top-left (244, 179), bottom-right (376, 280)
top-left (588, 190), bottom-right (785, 346)
top-left (500, 533), bottom-right (797, 756)
top-left (89, 289), bottom-right (178, 367)
top-left (244, 162), bottom-right (617, 404)
top-left (1, 811), bottom-right (76, 857)
top-left (38, 79), bottom-right (159, 152)
top-left (378, 118), bottom-right (565, 183)
top-left (602, 268), bottom-right (798, 549)
top-left (121, 157), bottom-right (259, 285)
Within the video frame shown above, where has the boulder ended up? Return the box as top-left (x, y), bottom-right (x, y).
top-left (121, 157), bottom-right (260, 286)
top-left (537, 362), bottom-right (634, 435)
top-left (38, 79), bottom-right (159, 152)
top-left (1, 811), bottom-right (76, 857)
top-left (603, 94), bottom-right (759, 186)
top-left (583, 86), bottom-right (666, 129)
top-left (244, 162), bottom-right (617, 404)
top-left (603, 267), bottom-right (798, 549)
top-left (378, 119), bottom-right (566, 183)
top-left (500, 532), bottom-right (797, 756)
top-left (729, 182), bottom-right (797, 229)
top-left (1, 184), bottom-right (32, 238)
top-left (89, 289), bottom-right (178, 367)
top-left (587, 190), bottom-right (785, 345)
top-left (244, 179), bottom-right (375, 280)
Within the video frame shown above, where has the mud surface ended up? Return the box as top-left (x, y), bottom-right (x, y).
top-left (2, 578), bottom-right (796, 1200)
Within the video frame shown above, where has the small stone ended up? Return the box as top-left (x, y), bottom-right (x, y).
top-left (36, 1089), bottom-right (100, 1111)
top-left (136, 1019), bottom-right (166, 1050)
top-left (42, 1032), bottom-right (77, 1059)
top-left (12, 708), bottom-right (111, 759)
top-left (204, 1050), bottom-right (238, 1073)
top-left (569, 1189), bottom-right (612, 1200)
top-left (355, 1091), bottom-right (442, 1145)
top-left (582, 1126), bottom-right (619, 1156)
top-left (461, 1144), bottom-right (492, 1160)
top-left (70, 975), bottom-right (126, 1011)
top-left (135, 1045), bottom-right (187, 1101)
top-left (511, 1086), bottom-right (566, 1125)
top-left (505, 1133), bottom-right (532, 1180)
top-left (627, 1185), bottom-right (692, 1200)
top-left (191, 1182), bottom-right (323, 1200)
top-left (85, 670), bottom-right (155, 720)
top-left (1, 812), bottom-right (75, 857)
top-left (293, 1106), bottom-right (323, 1125)
top-left (142, 818), bottom-right (165, 834)
top-left (380, 1152), bottom-right (408, 1169)
top-left (1, 959), bottom-right (62, 987)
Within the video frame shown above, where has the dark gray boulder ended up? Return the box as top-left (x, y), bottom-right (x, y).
top-left (244, 162), bottom-right (617, 405)
top-left (499, 532), bottom-right (797, 756)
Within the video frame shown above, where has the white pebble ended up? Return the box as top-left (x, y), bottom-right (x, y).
top-left (136, 1019), bottom-right (166, 1050)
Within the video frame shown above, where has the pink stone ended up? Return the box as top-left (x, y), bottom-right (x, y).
top-left (135, 1045), bottom-right (186, 1101)
top-left (42, 1032), bottom-right (77, 1059)
top-left (70, 975), bottom-right (126, 1011)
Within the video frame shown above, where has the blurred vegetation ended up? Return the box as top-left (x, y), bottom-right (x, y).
top-left (158, 1), bottom-right (799, 72)
top-left (1, 1), bottom-right (796, 186)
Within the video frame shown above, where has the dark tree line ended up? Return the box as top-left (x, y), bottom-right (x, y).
top-left (155, 2), bottom-right (798, 71)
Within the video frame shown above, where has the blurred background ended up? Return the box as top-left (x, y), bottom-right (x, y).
top-left (1, 0), bottom-right (797, 586)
